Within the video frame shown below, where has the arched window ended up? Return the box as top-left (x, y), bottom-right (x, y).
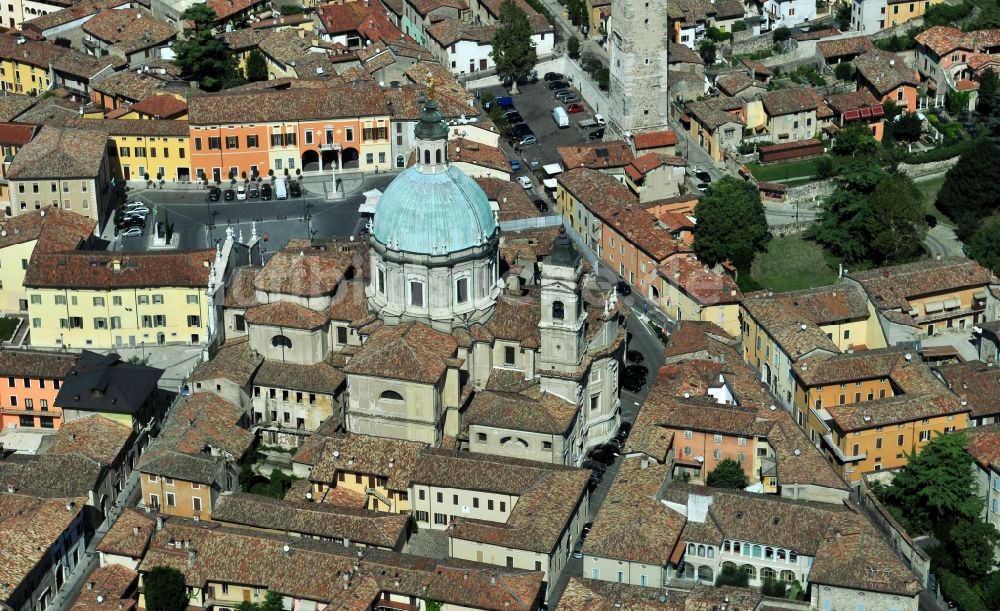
top-left (688, 543), bottom-right (696, 555)
top-left (765, 547), bottom-right (774, 559)
top-left (752, 545), bottom-right (762, 558)
top-left (424, 149), bottom-right (430, 164)
top-left (697, 566), bottom-right (713, 582)
top-left (683, 563), bottom-right (695, 579)
top-left (271, 335), bottom-right (292, 349)
top-left (697, 545), bottom-right (705, 557)
top-left (732, 542), bottom-right (741, 554)
top-left (780, 570), bottom-right (796, 582)
top-left (723, 541), bottom-right (731, 552)
top-left (789, 551), bottom-right (798, 563)
top-left (552, 300), bottom-right (565, 320)
top-left (721, 561), bottom-right (737, 571)
top-left (379, 390), bottom-right (404, 401)
top-left (706, 547), bottom-right (714, 559)
top-left (776, 549), bottom-right (787, 561)
top-left (396, 155), bottom-right (405, 168)
top-left (435, 149), bottom-right (442, 163)
top-left (743, 565), bottom-right (757, 579)
top-left (499, 436), bottom-right (528, 448)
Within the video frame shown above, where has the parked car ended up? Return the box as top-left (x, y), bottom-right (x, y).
top-left (626, 350), bottom-right (644, 363)
top-left (509, 158), bottom-right (521, 171)
top-left (587, 473), bottom-right (601, 490)
top-left (544, 72), bottom-right (564, 81)
top-left (248, 185), bottom-right (260, 199)
top-left (236, 185), bottom-right (247, 200)
top-left (223, 189), bottom-right (235, 201)
top-left (503, 111), bottom-right (524, 124)
top-left (126, 202), bottom-right (149, 213)
top-left (573, 541), bottom-right (584, 558)
top-left (518, 133), bottom-right (537, 146)
top-left (508, 122), bottom-right (531, 137)
top-left (594, 443), bottom-right (621, 457)
top-left (548, 80), bottom-right (569, 90)
top-left (617, 422), bottom-right (632, 440)
top-left (581, 459), bottom-right (606, 473)
top-left (208, 187), bottom-right (221, 201)
top-left (289, 181), bottom-right (302, 197)
top-left (588, 128), bottom-right (605, 140)
top-left (616, 280), bottom-right (632, 295)
top-left (260, 183), bottom-right (273, 200)
top-left (621, 376), bottom-right (644, 393)
top-left (122, 216), bottom-right (145, 228)
top-left (516, 176), bottom-right (533, 190)
top-left (588, 447), bottom-right (617, 465)
top-left (582, 522), bottom-right (594, 537)
top-left (697, 182), bottom-right (709, 193)
top-left (121, 226), bottom-right (143, 238)
top-left (533, 198), bottom-right (548, 212)
top-left (694, 170), bottom-right (712, 183)
top-left (560, 94), bottom-right (581, 104)
top-left (553, 88), bottom-right (571, 99)
top-left (625, 364), bottom-right (649, 378)
top-left (566, 103), bottom-right (585, 114)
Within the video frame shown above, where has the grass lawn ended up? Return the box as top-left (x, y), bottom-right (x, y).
top-left (915, 174), bottom-right (951, 226)
top-left (750, 234), bottom-right (839, 292)
top-left (0, 316), bottom-right (18, 342)
top-left (747, 156), bottom-right (849, 183)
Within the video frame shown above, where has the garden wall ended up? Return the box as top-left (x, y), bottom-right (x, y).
top-left (855, 476), bottom-right (933, 588)
top-left (898, 156), bottom-right (960, 179)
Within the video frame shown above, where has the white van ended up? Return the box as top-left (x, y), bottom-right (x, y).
top-left (552, 106), bottom-right (569, 128)
top-left (274, 177), bottom-right (288, 200)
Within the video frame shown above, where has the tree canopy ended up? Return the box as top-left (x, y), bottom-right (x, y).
top-left (144, 566), bottom-right (189, 611)
top-left (491, 0), bottom-right (536, 92)
top-left (245, 49), bottom-right (268, 82)
top-left (969, 219), bottom-right (1000, 275)
top-left (936, 139), bottom-right (1000, 240)
top-left (832, 123), bottom-right (877, 156)
top-left (237, 591), bottom-right (283, 611)
top-left (715, 563), bottom-right (749, 587)
top-left (692, 177), bottom-right (770, 272)
top-left (706, 458), bottom-right (749, 489)
top-left (173, 5), bottom-right (239, 91)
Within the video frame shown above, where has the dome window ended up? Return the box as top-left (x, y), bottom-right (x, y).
top-left (270, 335), bottom-right (292, 349)
top-left (456, 278), bottom-right (469, 304)
top-left (379, 390), bottom-right (404, 401)
top-left (409, 280), bottom-right (424, 308)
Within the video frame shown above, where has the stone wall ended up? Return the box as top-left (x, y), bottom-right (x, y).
top-left (856, 476), bottom-right (932, 588)
top-left (898, 156), bottom-right (960, 179)
top-left (770, 221), bottom-right (816, 236)
top-left (785, 179), bottom-right (836, 205)
top-left (732, 29), bottom-right (775, 55)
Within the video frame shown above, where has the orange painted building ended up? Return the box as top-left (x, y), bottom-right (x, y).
top-left (187, 82), bottom-right (392, 183)
top-left (0, 350), bottom-right (77, 429)
top-left (854, 49), bottom-right (920, 113)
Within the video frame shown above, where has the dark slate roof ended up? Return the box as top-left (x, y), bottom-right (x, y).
top-left (54, 350), bottom-right (162, 415)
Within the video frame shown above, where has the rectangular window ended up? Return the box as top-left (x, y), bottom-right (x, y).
top-left (93, 297), bottom-right (104, 306)
top-left (226, 136), bottom-right (239, 149)
top-left (193, 497), bottom-right (202, 512)
top-left (456, 277), bottom-right (469, 303)
top-left (434, 513), bottom-right (447, 525)
top-left (152, 294), bottom-right (164, 304)
top-left (409, 281), bottom-right (423, 307)
top-left (247, 135), bottom-right (259, 148)
top-left (166, 493), bottom-right (175, 507)
top-left (186, 294), bottom-right (198, 304)
top-left (208, 137), bottom-right (221, 150)
top-left (337, 327), bottom-right (348, 344)
top-left (504, 346), bottom-right (516, 366)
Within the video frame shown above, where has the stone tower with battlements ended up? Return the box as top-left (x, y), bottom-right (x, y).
top-left (606, 0), bottom-right (671, 138)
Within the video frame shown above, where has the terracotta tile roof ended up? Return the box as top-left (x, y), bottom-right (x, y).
top-left (0, 493), bottom-right (87, 597)
top-left (668, 40), bottom-right (704, 65)
top-left (741, 296), bottom-right (840, 360)
top-left (0, 95), bottom-right (37, 122)
top-left (95, 507), bottom-right (155, 559)
top-left (382, 84), bottom-right (477, 121)
top-left (658, 255), bottom-right (741, 306)
top-left (604, 205), bottom-right (687, 262)
top-left (967, 53), bottom-right (1000, 72)
top-left (914, 25), bottom-right (970, 55)
top-left (686, 97), bottom-right (745, 130)
top-left (760, 86), bottom-right (818, 116)
top-left (632, 129), bottom-right (678, 150)
top-left (308, 433), bottom-right (426, 492)
top-left (190, 337), bottom-right (262, 386)
top-left (0, 121), bottom-right (36, 146)
top-left (64, 117), bottom-right (189, 137)
top-left (825, 89), bottom-right (881, 114)
top-left (344, 322), bottom-right (458, 384)
top-left (254, 240), bottom-right (364, 298)
top-left (211, 491), bottom-right (408, 549)
top-left (465, 386), bottom-right (578, 434)
top-left (91, 70), bottom-right (163, 102)
top-left (0, 348), bottom-right (76, 378)
top-left (476, 177), bottom-right (540, 222)
top-left (256, 29), bottom-right (342, 76)
top-left (205, 0), bottom-right (266, 21)
top-left (427, 18), bottom-right (494, 46)
top-left (662, 321), bottom-right (734, 361)
top-left (557, 140), bottom-right (634, 170)
top-left (966, 424), bottom-right (1000, 472)
top-left (189, 80), bottom-right (387, 125)
top-left (0, 32), bottom-right (70, 69)
top-left (128, 94), bottom-right (187, 118)
top-left (810, 512), bottom-right (923, 596)
top-left (0, 453), bottom-right (103, 498)
top-left (70, 564), bottom-right (137, 611)
top-left (500, 226), bottom-right (561, 264)
top-left (223, 266), bottom-right (261, 308)
top-left (254, 359), bottom-right (345, 395)
top-left (936, 361), bottom-right (1000, 420)
top-left (328, 282), bottom-right (369, 323)
top-left (47, 414), bottom-right (133, 465)
top-left (817, 35), bottom-right (874, 60)
top-left (137, 392), bottom-right (252, 483)
top-left (82, 8), bottom-right (176, 53)
top-left (469, 293), bottom-right (541, 348)
top-left (847, 257), bottom-right (997, 311)
top-left (583, 459), bottom-right (684, 564)
top-left (415, 449), bottom-right (589, 553)
top-left (854, 50), bottom-right (918, 95)
top-left (449, 137), bottom-right (507, 173)
top-left (559, 577), bottom-right (685, 610)
top-left (7, 126), bottom-right (108, 180)
top-left (245, 301), bottom-right (329, 329)
top-left (25, 250), bottom-right (214, 289)
top-left (558, 167), bottom-right (636, 209)
top-left (717, 71), bottom-right (758, 96)
top-left (741, 58), bottom-right (772, 77)
top-left (626, 151), bottom-right (686, 181)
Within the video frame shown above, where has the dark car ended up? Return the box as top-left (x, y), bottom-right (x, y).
top-left (621, 377), bottom-right (644, 393)
top-left (533, 199), bottom-right (548, 212)
top-left (548, 80), bottom-right (569, 90)
top-left (616, 280), bottom-right (632, 295)
top-left (582, 459), bottom-right (606, 473)
top-left (544, 72), bottom-right (564, 81)
top-left (208, 187), bottom-right (221, 201)
top-left (223, 189), bottom-right (235, 201)
top-left (260, 183), bottom-right (273, 200)
top-left (289, 181), bottom-right (302, 197)
top-left (582, 522), bottom-right (594, 537)
top-left (503, 111), bottom-right (524, 124)
top-left (589, 128), bottom-right (605, 140)
top-left (626, 364), bottom-right (649, 378)
top-left (588, 448), bottom-right (617, 465)
top-left (617, 422), bottom-right (632, 440)
top-left (122, 216), bottom-right (145, 228)
top-left (587, 473), bottom-right (600, 490)
top-left (508, 122), bottom-right (532, 136)
top-left (695, 170), bottom-right (712, 184)
top-left (626, 350), bottom-right (644, 363)
top-left (248, 185), bottom-right (260, 199)
top-left (595, 442), bottom-right (622, 456)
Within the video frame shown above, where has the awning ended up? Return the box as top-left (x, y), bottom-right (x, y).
top-left (943, 297), bottom-right (962, 309)
top-left (542, 178), bottom-right (559, 189)
top-left (924, 301), bottom-right (944, 313)
top-left (542, 163), bottom-right (564, 176)
top-left (871, 105), bottom-right (885, 117)
top-left (859, 107), bottom-right (872, 118)
top-left (975, 290), bottom-right (988, 300)
top-left (843, 109), bottom-right (860, 121)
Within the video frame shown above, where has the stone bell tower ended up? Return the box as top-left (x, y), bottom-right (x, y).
top-left (606, 0), bottom-right (671, 138)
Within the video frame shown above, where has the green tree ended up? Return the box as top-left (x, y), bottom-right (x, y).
top-left (491, 0), bottom-right (536, 94)
top-left (772, 26), bottom-right (790, 44)
top-left (832, 123), bottom-right (877, 156)
top-left (173, 4), bottom-right (238, 91)
top-left (876, 432), bottom-right (982, 536)
top-left (834, 61), bottom-right (854, 81)
top-left (699, 40), bottom-right (717, 65)
top-left (278, 5), bottom-right (305, 15)
top-left (860, 173), bottom-right (926, 265)
top-left (891, 113), bottom-right (922, 142)
top-left (968, 219), bottom-right (1000, 275)
top-left (806, 159), bottom-right (887, 263)
top-left (762, 577), bottom-right (787, 597)
top-left (924, 2), bottom-right (969, 27)
top-left (944, 519), bottom-right (1000, 580)
top-left (706, 458), bottom-right (749, 489)
top-left (245, 49), bottom-right (268, 82)
top-left (692, 177), bottom-right (770, 272)
top-left (946, 89), bottom-right (972, 115)
top-left (715, 564), bottom-right (749, 587)
top-left (936, 139), bottom-right (1000, 239)
top-left (567, 35), bottom-right (580, 59)
top-left (815, 155), bottom-right (834, 178)
top-left (144, 566), bottom-right (189, 611)
top-left (237, 591), bottom-right (283, 611)
top-left (835, 3), bottom-right (852, 29)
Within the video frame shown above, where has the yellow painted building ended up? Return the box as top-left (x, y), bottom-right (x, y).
top-left (792, 348), bottom-right (969, 481)
top-left (0, 41), bottom-right (53, 95)
top-left (657, 255), bottom-right (742, 336)
top-left (65, 118), bottom-right (192, 183)
top-left (24, 250), bottom-right (213, 349)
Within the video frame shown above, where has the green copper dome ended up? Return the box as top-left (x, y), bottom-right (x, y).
top-left (413, 98), bottom-right (449, 141)
top-left (373, 165), bottom-right (497, 255)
